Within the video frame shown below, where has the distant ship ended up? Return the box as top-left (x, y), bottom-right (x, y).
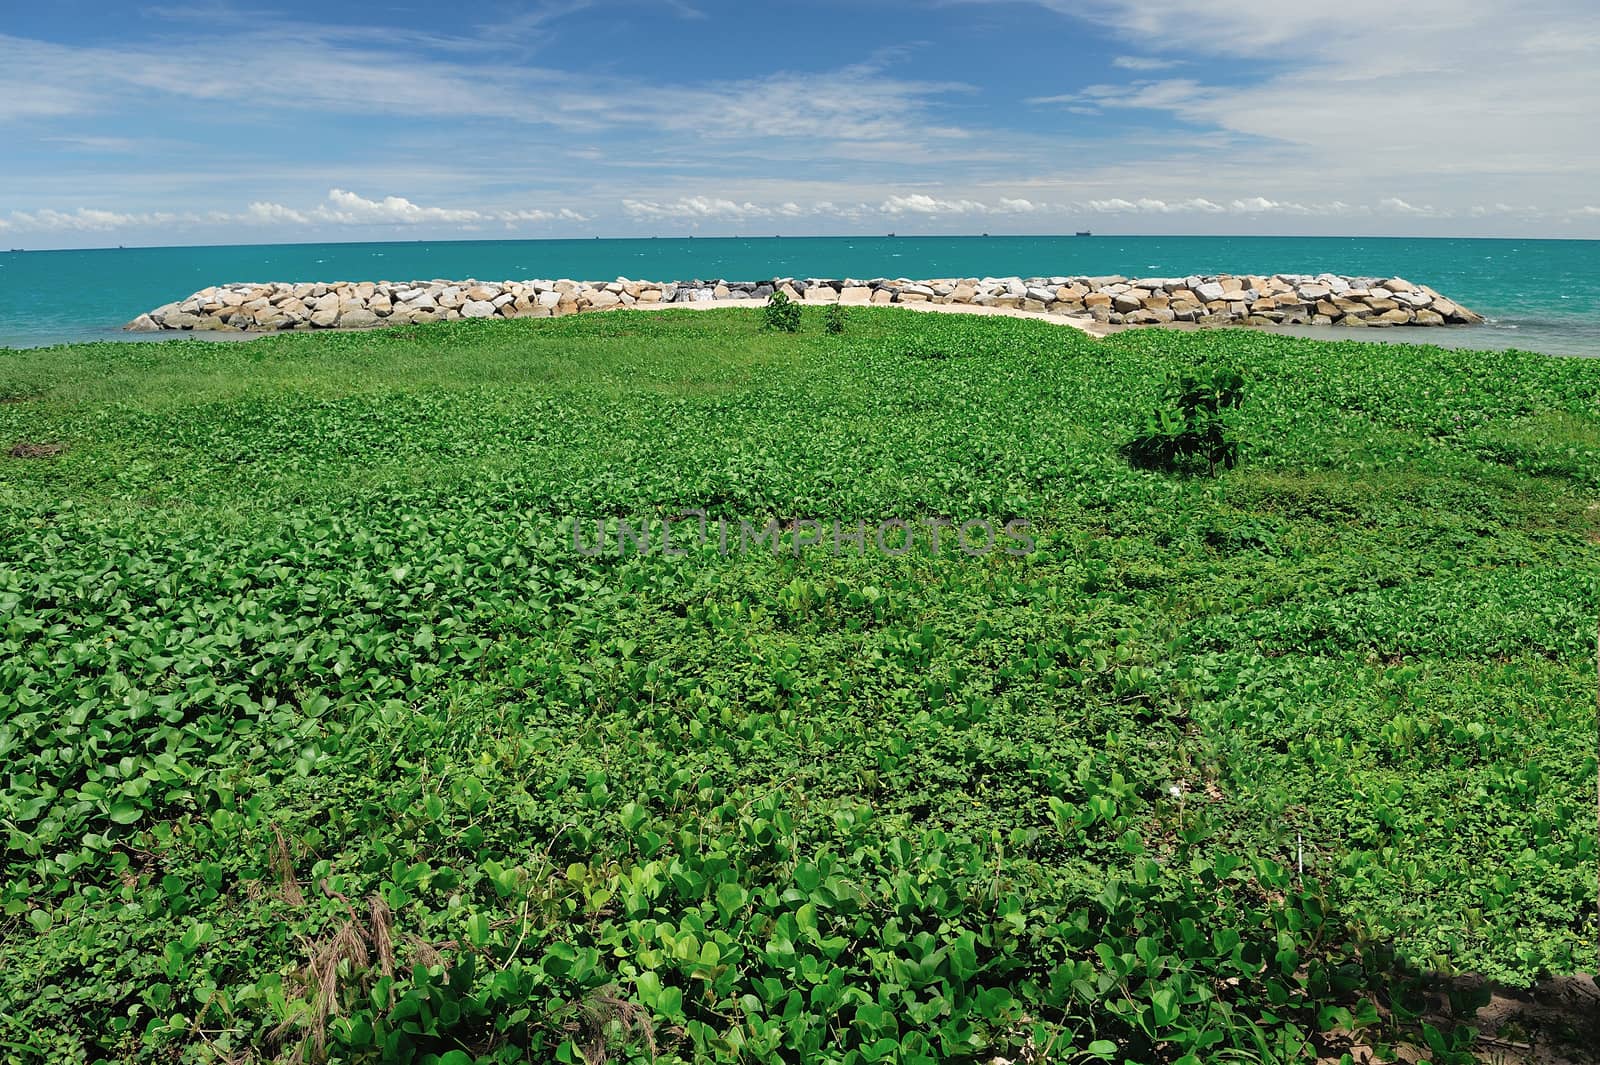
top-left (1075, 231), bottom-right (1092, 237)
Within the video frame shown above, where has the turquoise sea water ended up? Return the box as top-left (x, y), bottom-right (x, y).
top-left (1, 235), bottom-right (1596, 356)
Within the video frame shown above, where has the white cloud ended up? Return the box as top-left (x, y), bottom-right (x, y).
top-left (1082, 197), bottom-right (1229, 214)
top-left (1111, 56), bottom-right (1182, 70)
top-left (880, 194), bottom-right (990, 215)
top-left (0, 190), bottom-right (587, 236)
top-left (321, 188), bottom-right (483, 225)
top-left (242, 201), bottom-right (310, 225)
top-left (3, 207), bottom-right (182, 231)
top-left (1029, 78), bottom-right (1206, 111)
top-left (1230, 197), bottom-right (1307, 214)
top-left (1378, 198), bottom-right (1444, 217)
top-left (989, 0), bottom-right (1600, 224)
top-left (621, 197), bottom-right (777, 221)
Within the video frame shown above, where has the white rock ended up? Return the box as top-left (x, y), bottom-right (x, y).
top-left (461, 300), bottom-right (497, 318)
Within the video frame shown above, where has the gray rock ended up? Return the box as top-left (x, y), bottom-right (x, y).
top-left (461, 300), bottom-right (497, 318)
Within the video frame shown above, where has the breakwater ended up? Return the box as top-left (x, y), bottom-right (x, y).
top-left (126, 273), bottom-right (1483, 333)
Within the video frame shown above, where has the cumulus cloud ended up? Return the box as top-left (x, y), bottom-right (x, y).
top-left (2, 207), bottom-right (182, 231)
top-left (1082, 197), bottom-right (1226, 214)
top-left (320, 189), bottom-right (483, 224)
top-left (242, 201), bottom-right (310, 225)
top-left (254, 190), bottom-right (587, 227)
top-left (880, 194), bottom-right (991, 215)
top-left (0, 190), bottom-right (587, 235)
top-left (621, 197), bottom-right (778, 221)
top-left (1378, 198), bottom-right (1443, 217)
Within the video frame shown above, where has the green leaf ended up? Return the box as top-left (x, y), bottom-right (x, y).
top-left (715, 882), bottom-right (748, 923)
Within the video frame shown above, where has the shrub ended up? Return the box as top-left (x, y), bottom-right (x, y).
top-left (763, 291), bottom-right (801, 332)
top-left (824, 304), bottom-right (847, 335)
top-left (1122, 364), bottom-right (1244, 475)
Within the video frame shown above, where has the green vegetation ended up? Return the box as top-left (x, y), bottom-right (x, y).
top-left (825, 305), bottom-right (849, 336)
top-left (762, 291), bottom-right (801, 333)
top-left (1122, 365), bottom-right (1245, 476)
top-left (1, 307), bottom-right (1596, 1063)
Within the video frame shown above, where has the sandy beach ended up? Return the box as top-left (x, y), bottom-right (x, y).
top-left (606, 295), bottom-right (1113, 336)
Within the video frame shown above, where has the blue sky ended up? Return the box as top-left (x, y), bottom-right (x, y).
top-left (3, 0), bottom-right (1597, 248)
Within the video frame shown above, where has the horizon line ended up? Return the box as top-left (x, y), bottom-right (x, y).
top-left (5, 232), bottom-right (1599, 254)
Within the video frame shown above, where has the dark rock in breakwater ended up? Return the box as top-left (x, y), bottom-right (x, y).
top-left (125, 273), bottom-right (1485, 333)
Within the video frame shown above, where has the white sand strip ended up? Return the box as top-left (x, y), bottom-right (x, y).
top-left (609, 297), bottom-right (1111, 337)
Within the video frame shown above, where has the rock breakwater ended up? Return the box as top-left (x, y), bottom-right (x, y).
top-left (126, 273), bottom-right (1483, 333)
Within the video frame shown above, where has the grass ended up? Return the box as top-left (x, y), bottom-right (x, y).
top-left (0, 307), bottom-right (1596, 1063)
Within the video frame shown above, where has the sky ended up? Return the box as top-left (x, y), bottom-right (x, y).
top-left (2, 0), bottom-right (1598, 248)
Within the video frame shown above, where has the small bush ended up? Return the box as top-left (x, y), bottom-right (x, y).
top-left (824, 305), bottom-right (847, 335)
top-left (1122, 364), bottom-right (1244, 475)
top-left (763, 291), bottom-right (801, 333)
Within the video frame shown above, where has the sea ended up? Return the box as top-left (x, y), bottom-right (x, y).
top-left (1, 235), bottom-right (1596, 357)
